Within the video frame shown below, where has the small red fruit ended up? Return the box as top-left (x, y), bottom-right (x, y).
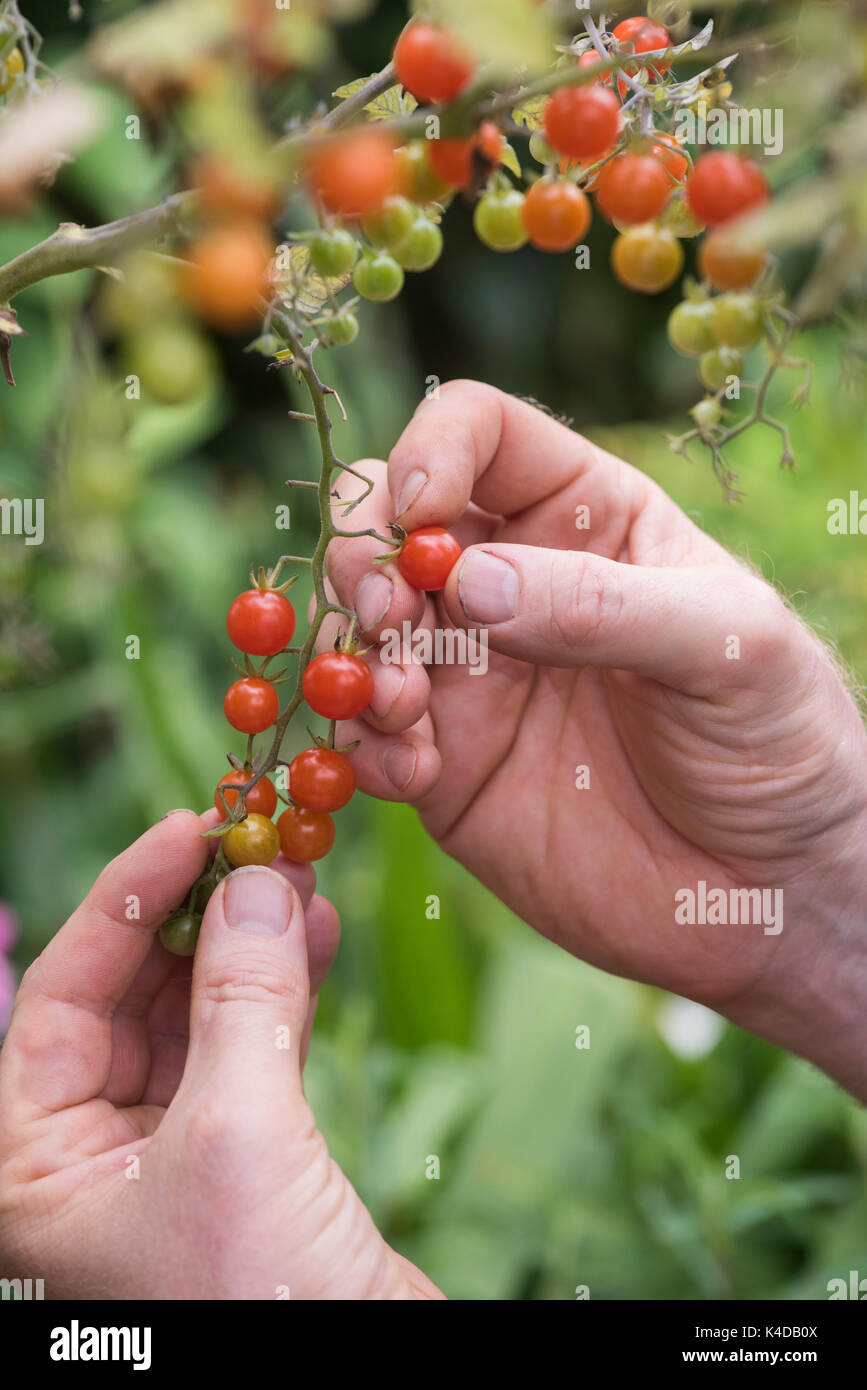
top-left (595, 154), bottom-right (672, 224)
top-left (393, 22), bottom-right (474, 105)
top-left (398, 527), bottom-right (462, 591)
top-left (224, 677), bottom-right (280, 734)
top-left (544, 85), bottom-right (620, 162)
top-left (307, 129), bottom-right (398, 217)
top-left (302, 651), bottom-right (374, 721)
top-left (522, 180), bottom-right (591, 252)
top-left (227, 589), bottom-right (296, 655)
top-left (215, 771), bottom-right (278, 818)
top-left (686, 152), bottom-right (769, 228)
top-left (428, 121), bottom-right (503, 189)
top-left (277, 806), bottom-right (336, 863)
top-left (289, 748), bottom-right (356, 812)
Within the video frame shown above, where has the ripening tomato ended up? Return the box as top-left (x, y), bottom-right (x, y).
top-left (686, 152), bottom-right (769, 227)
top-left (223, 813), bottom-right (281, 868)
top-left (595, 154), bottom-right (671, 224)
top-left (522, 180), bottom-right (591, 252)
top-left (227, 588), bottom-right (296, 655)
top-left (698, 230), bottom-right (766, 289)
top-left (224, 677), bottom-right (280, 734)
top-left (192, 155), bottom-right (282, 222)
top-left (307, 129), bottom-right (398, 217)
top-left (428, 122), bottom-right (503, 189)
top-left (395, 142), bottom-right (452, 203)
top-left (544, 85), bottom-right (620, 161)
top-left (612, 19), bottom-right (671, 97)
top-left (611, 223), bottom-right (684, 293)
top-left (648, 140), bottom-right (689, 183)
top-left (277, 806), bottom-right (336, 863)
top-left (398, 527), bottom-right (462, 590)
top-left (302, 651), bottom-right (374, 721)
top-left (179, 221), bottom-right (273, 331)
top-left (215, 770), bottom-right (279, 818)
top-left (289, 748), bottom-right (356, 812)
top-left (393, 22), bottom-right (474, 104)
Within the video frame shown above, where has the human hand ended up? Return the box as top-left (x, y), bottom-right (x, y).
top-left (0, 811), bottom-right (441, 1299)
top-left (323, 381), bottom-right (867, 1100)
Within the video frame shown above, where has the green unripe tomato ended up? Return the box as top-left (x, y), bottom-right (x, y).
top-left (396, 141), bottom-right (451, 204)
top-left (659, 193), bottom-right (704, 239)
top-left (394, 216), bottom-right (443, 272)
top-left (699, 345), bottom-right (743, 392)
top-left (711, 292), bottom-right (764, 350)
top-left (309, 229), bottom-right (359, 278)
top-left (325, 311), bottom-right (359, 346)
top-left (529, 131), bottom-right (558, 166)
top-left (159, 911), bottom-right (202, 957)
top-left (667, 299), bottom-right (718, 357)
top-left (691, 397), bottom-right (723, 430)
top-left (474, 189), bottom-right (528, 252)
top-left (127, 322), bottom-right (216, 403)
top-left (352, 252), bottom-right (404, 302)
top-left (361, 195), bottom-right (416, 249)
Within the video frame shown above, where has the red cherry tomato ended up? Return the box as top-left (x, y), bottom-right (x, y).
top-left (302, 651), bottom-right (374, 721)
top-left (277, 806), bottom-right (336, 863)
top-left (393, 22), bottom-right (474, 104)
top-left (612, 18), bottom-right (671, 97)
top-left (227, 589), bottom-right (296, 655)
top-left (215, 770), bottom-right (278, 818)
top-left (428, 121), bottom-right (503, 189)
top-left (522, 179), bottom-right (591, 252)
top-left (544, 85), bottom-right (620, 161)
top-left (686, 152), bottom-right (769, 227)
top-left (307, 129), bottom-right (398, 218)
top-left (289, 748), bottom-right (356, 812)
top-left (595, 154), bottom-right (672, 224)
top-left (648, 140), bottom-right (689, 183)
top-left (397, 526), bottom-right (462, 591)
top-left (224, 677), bottom-right (280, 734)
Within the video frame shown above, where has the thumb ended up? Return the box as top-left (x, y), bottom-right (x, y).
top-left (445, 543), bottom-right (763, 691)
top-left (185, 865), bottom-right (309, 1101)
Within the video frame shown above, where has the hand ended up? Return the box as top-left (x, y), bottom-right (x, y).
top-left (323, 381), bottom-right (867, 1100)
top-left (0, 811), bottom-right (441, 1300)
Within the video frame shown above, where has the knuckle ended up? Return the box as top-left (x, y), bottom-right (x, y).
top-left (570, 560), bottom-right (622, 649)
top-left (197, 959), bottom-right (307, 1013)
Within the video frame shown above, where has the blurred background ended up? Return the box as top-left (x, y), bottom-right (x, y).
top-left (1, 0), bottom-right (866, 1299)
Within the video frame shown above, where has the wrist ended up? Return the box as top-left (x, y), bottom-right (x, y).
top-left (722, 829), bottom-right (867, 1101)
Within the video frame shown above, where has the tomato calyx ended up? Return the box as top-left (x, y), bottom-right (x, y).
top-left (249, 554), bottom-right (299, 596)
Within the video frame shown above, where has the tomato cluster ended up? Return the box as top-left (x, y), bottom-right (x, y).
top-left (158, 8), bottom-right (784, 955)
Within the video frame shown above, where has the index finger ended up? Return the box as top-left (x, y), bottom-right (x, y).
top-left (1, 810), bottom-right (208, 1118)
top-left (388, 379), bottom-right (648, 529)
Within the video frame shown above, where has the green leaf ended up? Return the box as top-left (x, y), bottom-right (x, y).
top-left (500, 141), bottom-right (522, 179)
top-left (274, 243), bottom-right (353, 315)
top-left (333, 77), bottom-right (418, 121)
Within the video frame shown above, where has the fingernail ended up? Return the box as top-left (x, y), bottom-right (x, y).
top-left (160, 808), bottom-right (189, 821)
top-left (396, 468), bottom-right (427, 517)
top-left (370, 663), bottom-right (406, 719)
top-left (382, 743), bottom-right (417, 790)
top-left (355, 571), bottom-right (393, 633)
top-left (224, 866), bottom-right (292, 936)
top-left (458, 551), bottom-right (519, 624)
